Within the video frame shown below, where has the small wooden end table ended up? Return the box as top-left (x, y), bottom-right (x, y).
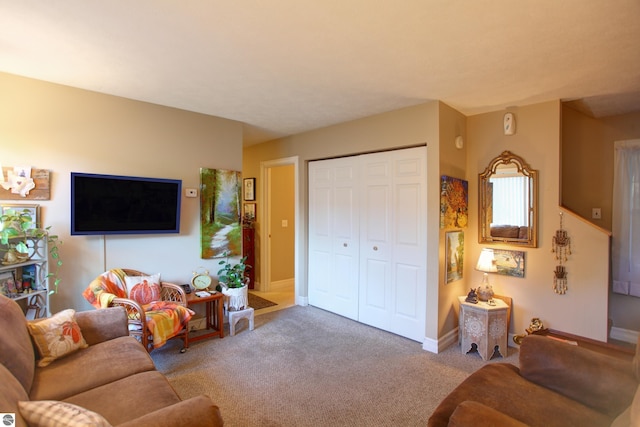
top-left (186, 290), bottom-right (224, 346)
top-left (458, 296), bottom-right (509, 361)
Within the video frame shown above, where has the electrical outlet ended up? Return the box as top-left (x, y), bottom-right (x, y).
top-left (592, 208), bottom-right (602, 219)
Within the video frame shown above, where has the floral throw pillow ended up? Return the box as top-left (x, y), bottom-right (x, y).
top-left (18, 400), bottom-right (112, 427)
top-left (27, 309), bottom-right (88, 367)
top-left (124, 273), bottom-right (161, 305)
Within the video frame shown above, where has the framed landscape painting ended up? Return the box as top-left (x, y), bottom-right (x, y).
top-left (200, 168), bottom-right (242, 259)
top-left (445, 231), bottom-right (464, 284)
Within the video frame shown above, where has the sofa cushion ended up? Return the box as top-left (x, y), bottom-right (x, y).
top-left (117, 395), bottom-right (224, 427)
top-left (427, 363), bottom-right (611, 427)
top-left (0, 364), bottom-right (29, 427)
top-left (74, 307), bottom-right (129, 346)
top-left (30, 336), bottom-right (155, 401)
top-left (27, 309), bottom-right (88, 367)
top-left (63, 370), bottom-right (181, 426)
top-left (0, 295), bottom-right (35, 393)
top-left (520, 335), bottom-right (637, 418)
top-left (18, 400), bottom-right (112, 427)
top-left (449, 401), bottom-right (529, 427)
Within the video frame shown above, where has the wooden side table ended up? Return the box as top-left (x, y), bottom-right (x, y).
top-left (186, 291), bottom-right (224, 346)
top-left (458, 296), bottom-right (508, 361)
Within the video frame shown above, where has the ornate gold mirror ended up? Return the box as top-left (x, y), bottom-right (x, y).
top-left (479, 151), bottom-right (538, 247)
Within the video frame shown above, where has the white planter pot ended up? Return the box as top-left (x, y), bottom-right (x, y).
top-left (221, 284), bottom-right (248, 311)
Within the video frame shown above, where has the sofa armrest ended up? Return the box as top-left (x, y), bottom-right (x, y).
top-left (449, 401), bottom-right (529, 427)
top-left (74, 306), bottom-right (129, 346)
top-left (116, 395), bottom-right (222, 427)
top-left (520, 335), bottom-right (637, 417)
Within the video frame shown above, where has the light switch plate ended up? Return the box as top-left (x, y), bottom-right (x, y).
top-left (185, 188), bottom-right (198, 198)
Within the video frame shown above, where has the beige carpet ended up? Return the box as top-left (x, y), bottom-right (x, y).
top-left (151, 305), bottom-right (519, 426)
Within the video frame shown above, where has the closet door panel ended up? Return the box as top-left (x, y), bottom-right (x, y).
top-left (309, 158), bottom-right (359, 320)
top-left (389, 148), bottom-right (427, 341)
top-left (359, 152), bottom-right (394, 330)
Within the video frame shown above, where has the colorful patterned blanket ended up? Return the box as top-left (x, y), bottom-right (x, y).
top-left (82, 269), bottom-right (194, 349)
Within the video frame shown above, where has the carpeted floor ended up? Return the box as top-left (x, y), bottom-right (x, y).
top-left (248, 293), bottom-right (277, 310)
top-left (152, 305), bottom-right (519, 427)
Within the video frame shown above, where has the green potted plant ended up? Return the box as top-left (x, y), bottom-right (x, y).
top-left (216, 251), bottom-right (249, 311)
top-left (0, 208), bottom-right (62, 294)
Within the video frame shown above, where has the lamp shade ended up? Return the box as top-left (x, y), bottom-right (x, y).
top-left (476, 248), bottom-right (497, 273)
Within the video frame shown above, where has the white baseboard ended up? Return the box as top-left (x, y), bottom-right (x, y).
top-left (610, 326), bottom-right (639, 344)
top-left (423, 327), bottom-right (458, 354)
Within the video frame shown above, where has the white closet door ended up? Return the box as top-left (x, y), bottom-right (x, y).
top-left (308, 157), bottom-right (360, 319)
top-left (359, 147), bottom-right (427, 341)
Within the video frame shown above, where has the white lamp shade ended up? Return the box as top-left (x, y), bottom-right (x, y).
top-left (476, 248), bottom-right (497, 273)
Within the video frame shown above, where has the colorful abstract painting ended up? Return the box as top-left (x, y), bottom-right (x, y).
top-left (445, 231), bottom-right (464, 284)
top-left (200, 168), bottom-right (242, 259)
top-left (440, 176), bottom-right (468, 229)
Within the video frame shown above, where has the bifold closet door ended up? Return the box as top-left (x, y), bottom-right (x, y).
top-left (308, 157), bottom-right (360, 320)
top-left (358, 147), bottom-right (427, 342)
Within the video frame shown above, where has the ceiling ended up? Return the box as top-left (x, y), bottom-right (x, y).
top-left (1, 1), bottom-right (639, 145)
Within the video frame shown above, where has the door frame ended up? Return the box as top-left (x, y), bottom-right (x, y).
top-left (259, 156), bottom-right (300, 302)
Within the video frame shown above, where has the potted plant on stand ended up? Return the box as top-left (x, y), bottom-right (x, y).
top-left (0, 208), bottom-right (62, 294)
top-left (216, 251), bottom-right (249, 311)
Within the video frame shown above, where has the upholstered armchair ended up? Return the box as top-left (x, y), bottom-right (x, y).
top-left (82, 269), bottom-right (194, 352)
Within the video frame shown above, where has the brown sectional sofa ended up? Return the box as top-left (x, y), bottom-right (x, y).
top-left (428, 334), bottom-right (639, 427)
top-left (0, 294), bottom-right (223, 427)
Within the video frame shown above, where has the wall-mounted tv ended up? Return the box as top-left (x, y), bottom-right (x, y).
top-left (71, 172), bottom-right (182, 235)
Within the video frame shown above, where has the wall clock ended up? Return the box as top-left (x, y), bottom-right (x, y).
top-left (191, 268), bottom-right (212, 290)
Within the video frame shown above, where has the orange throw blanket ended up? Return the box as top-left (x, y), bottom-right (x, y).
top-left (82, 269), bottom-right (194, 349)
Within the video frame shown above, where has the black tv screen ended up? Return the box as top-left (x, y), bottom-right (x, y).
top-left (71, 172), bottom-right (182, 235)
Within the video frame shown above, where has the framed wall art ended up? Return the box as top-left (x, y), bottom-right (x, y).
top-left (1, 204), bottom-right (40, 228)
top-left (493, 249), bottom-right (525, 278)
top-left (243, 203), bottom-right (256, 221)
top-left (445, 230), bottom-right (464, 284)
top-left (440, 176), bottom-right (468, 229)
top-left (200, 168), bottom-right (242, 259)
top-left (243, 178), bottom-right (256, 201)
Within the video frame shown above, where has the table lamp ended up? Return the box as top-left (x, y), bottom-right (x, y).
top-left (476, 248), bottom-right (497, 301)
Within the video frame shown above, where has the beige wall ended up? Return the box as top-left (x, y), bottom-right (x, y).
top-left (245, 99), bottom-right (613, 345)
top-left (468, 101), bottom-right (610, 341)
top-left (437, 103), bottom-right (469, 339)
top-left (244, 102), bottom-right (443, 343)
top-left (2, 70), bottom-right (617, 344)
top-left (0, 72), bottom-right (243, 313)
top-left (562, 105), bottom-right (640, 332)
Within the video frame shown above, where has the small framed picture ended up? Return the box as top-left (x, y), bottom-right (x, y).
top-left (244, 203), bottom-right (256, 221)
top-left (0, 270), bottom-right (17, 297)
top-left (243, 178), bottom-right (256, 201)
top-left (1, 204), bottom-right (40, 229)
top-left (445, 230), bottom-right (464, 284)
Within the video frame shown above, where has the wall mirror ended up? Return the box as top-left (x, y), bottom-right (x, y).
top-left (479, 151), bottom-right (538, 247)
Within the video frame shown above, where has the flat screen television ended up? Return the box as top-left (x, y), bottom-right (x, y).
top-left (71, 172), bottom-right (182, 235)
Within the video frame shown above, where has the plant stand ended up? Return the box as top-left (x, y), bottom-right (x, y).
top-left (228, 307), bottom-right (254, 336)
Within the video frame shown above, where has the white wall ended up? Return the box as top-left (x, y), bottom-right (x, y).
top-left (0, 72), bottom-right (243, 313)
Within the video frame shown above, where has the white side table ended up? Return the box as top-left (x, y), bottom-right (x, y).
top-left (458, 296), bottom-right (508, 361)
